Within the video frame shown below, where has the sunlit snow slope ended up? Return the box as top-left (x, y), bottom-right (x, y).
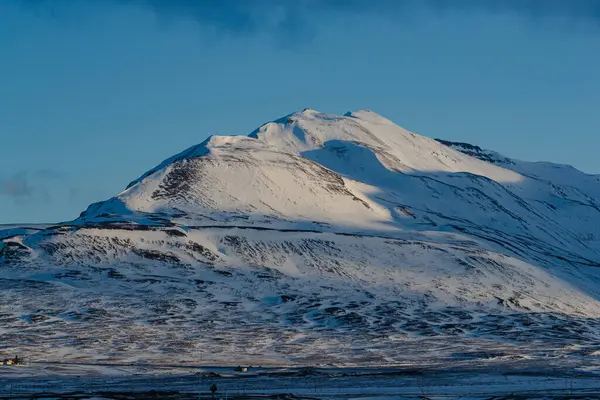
top-left (2, 109), bottom-right (600, 367)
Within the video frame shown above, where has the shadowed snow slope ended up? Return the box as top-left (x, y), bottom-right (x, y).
top-left (2, 109), bottom-right (600, 368)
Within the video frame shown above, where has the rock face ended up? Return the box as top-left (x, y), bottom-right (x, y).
top-left (2, 109), bottom-right (600, 367)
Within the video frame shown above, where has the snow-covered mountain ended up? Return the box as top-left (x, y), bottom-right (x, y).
top-left (2, 109), bottom-right (600, 368)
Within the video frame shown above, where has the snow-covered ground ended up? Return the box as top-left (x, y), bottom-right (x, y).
top-left (1, 109), bottom-right (600, 386)
top-left (3, 365), bottom-right (600, 399)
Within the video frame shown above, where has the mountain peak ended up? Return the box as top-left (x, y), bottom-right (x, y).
top-left (249, 109), bottom-right (523, 183)
top-left (82, 108), bottom-right (535, 229)
top-left (343, 109), bottom-right (395, 124)
top-left (124, 109), bottom-right (527, 199)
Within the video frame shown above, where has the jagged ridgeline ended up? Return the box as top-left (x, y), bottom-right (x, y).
top-left (2, 109), bottom-right (600, 366)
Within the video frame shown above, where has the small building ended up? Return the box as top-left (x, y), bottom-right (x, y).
top-left (1, 356), bottom-right (20, 366)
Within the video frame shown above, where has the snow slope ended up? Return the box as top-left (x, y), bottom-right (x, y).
top-left (2, 109), bottom-right (600, 369)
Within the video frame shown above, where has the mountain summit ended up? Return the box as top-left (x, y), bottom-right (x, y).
top-left (2, 109), bottom-right (600, 368)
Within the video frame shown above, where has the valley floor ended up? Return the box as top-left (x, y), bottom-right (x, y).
top-left (2, 362), bottom-right (600, 399)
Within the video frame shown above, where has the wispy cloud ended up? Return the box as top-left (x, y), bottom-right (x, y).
top-left (0, 169), bottom-right (63, 199)
top-left (115, 0), bottom-right (600, 30)
top-left (0, 171), bottom-right (32, 198)
top-left (34, 168), bottom-right (64, 180)
top-left (18, 0), bottom-right (600, 38)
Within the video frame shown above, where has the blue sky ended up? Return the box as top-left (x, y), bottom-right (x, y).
top-left (1, 0), bottom-right (599, 223)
